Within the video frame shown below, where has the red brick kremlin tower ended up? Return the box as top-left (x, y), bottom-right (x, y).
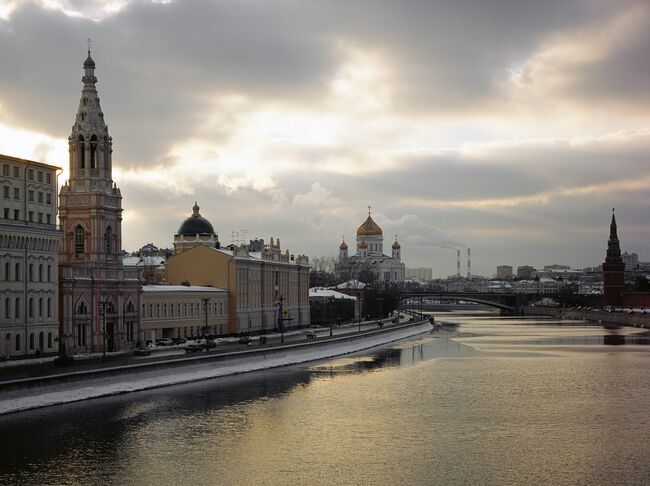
top-left (602, 209), bottom-right (625, 307)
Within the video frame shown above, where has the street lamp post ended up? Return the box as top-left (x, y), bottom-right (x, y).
top-left (98, 297), bottom-right (108, 361)
top-left (202, 297), bottom-right (210, 352)
top-left (278, 295), bottom-right (284, 344)
top-left (329, 297), bottom-right (335, 337)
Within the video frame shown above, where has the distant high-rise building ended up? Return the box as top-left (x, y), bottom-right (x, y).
top-left (603, 210), bottom-right (625, 306)
top-left (406, 267), bottom-right (433, 281)
top-left (622, 251), bottom-right (639, 270)
top-left (516, 265), bottom-right (536, 279)
top-left (496, 265), bottom-right (513, 280)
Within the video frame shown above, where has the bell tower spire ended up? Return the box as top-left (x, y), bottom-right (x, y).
top-left (68, 44), bottom-right (113, 192)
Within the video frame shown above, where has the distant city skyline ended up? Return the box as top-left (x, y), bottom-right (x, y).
top-left (1, 1), bottom-right (649, 277)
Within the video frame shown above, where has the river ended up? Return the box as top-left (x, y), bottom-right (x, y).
top-left (1, 313), bottom-right (649, 485)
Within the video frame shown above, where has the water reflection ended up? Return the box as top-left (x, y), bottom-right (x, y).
top-left (2, 316), bottom-right (650, 486)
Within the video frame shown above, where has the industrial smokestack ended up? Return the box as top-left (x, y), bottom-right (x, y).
top-left (467, 248), bottom-right (471, 279)
top-left (456, 249), bottom-right (461, 277)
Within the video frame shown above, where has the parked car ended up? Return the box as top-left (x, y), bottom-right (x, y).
top-left (185, 343), bottom-right (204, 353)
top-left (238, 337), bottom-right (252, 344)
top-left (134, 346), bottom-right (151, 356)
top-left (172, 337), bottom-right (187, 345)
top-left (156, 338), bottom-right (174, 347)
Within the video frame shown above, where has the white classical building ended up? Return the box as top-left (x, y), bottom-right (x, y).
top-left (1, 154), bottom-right (61, 358)
top-left (336, 210), bottom-right (405, 285)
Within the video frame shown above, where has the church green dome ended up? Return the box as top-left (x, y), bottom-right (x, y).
top-left (177, 202), bottom-right (215, 236)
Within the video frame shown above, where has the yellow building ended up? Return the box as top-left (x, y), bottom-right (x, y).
top-left (166, 205), bottom-right (310, 335)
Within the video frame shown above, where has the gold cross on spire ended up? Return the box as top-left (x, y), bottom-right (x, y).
top-left (86, 38), bottom-right (93, 55)
top-left (367, 204), bottom-right (371, 216)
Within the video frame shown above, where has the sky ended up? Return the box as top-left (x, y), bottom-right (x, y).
top-left (0, 0), bottom-right (649, 277)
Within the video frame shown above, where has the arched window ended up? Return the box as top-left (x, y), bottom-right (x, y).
top-left (15, 263), bottom-right (20, 281)
top-left (4, 262), bottom-right (8, 281)
top-left (29, 333), bottom-right (34, 350)
top-left (74, 226), bottom-right (85, 256)
top-left (38, 332), bottom-right (44, 350)
top-left (90, 135), bottom-right (98, 169)
top-left (47, 332), bottom-right (52, 348)
top-left (15, 298), bottom-right (20, 318)
top-left (104, 226), bottom-right (112, 256)
top-left (77, 324), bottom-right (86, 347)
top-left (15, 334), bottom-right (20, 352)
top-left (28, 264), bottom-right (33, 281)
top-left (77, 301), bottom-right (88, 315)
top-left (4, 298), bottom-right (9, 319)
top-left (47, 298), bottom-right (52, 318)
top-left (38, 264), bottom-right (43, 282)
top-left (78, 135), bottom-right (85, 168)
top-left (38, 298), bottom-right (43, 317)
top-left (47, 265), bottom-right (51, 282)
top-left (28, 298), bottom-right (34, 318)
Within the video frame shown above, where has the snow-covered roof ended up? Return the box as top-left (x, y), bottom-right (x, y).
top-left (309, 288), bottom-right (357, 300)
top-left (142, 285), bottom-right (226, 293)
top-left (123, 255), bottom-right (166, 267)
top-left (335, 279), bottom-right (367, 289)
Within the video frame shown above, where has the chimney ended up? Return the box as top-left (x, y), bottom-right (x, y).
top-left (456, 249), bottom-right (461, 277)
top-left (467, 248), bottom-right (471, 279)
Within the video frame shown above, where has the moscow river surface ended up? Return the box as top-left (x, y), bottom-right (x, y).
top-left (2, 313), bottom-right (650, 485)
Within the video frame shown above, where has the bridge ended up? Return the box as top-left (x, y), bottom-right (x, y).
top-left (399, 292), bottom-right (602, 315)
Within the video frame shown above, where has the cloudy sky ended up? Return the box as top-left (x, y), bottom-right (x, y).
top-left (1, 0), bottom-right (649, 277)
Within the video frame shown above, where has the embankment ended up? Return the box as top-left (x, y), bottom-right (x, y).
top-left (0, 320), bottom-right (432, 415)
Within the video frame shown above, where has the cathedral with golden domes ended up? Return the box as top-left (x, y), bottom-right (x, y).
top-left (336, 209), bottom-right (405, 285)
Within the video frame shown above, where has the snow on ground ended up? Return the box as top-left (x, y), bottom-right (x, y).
top-left (0, 321), bottom-right (433, 415)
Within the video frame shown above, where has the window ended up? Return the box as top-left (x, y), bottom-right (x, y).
top-left (28, 190), bottom-right (34, 202)
top-left (28, 264), bottom-right (33, 281)
top-left (4, 262), bottom-right (8, 281)
top-left (29, 333), bottom-right (34, 350)
top-left (46, 193), bottom-right (51, 204)
top-left (77, 301), bottom-right (88, 315)
top-left (14, 209), bottom-right (19, 220)
top-left (3, 208), bottom-right (8, 219)
top-left (4, 298), bottom-right (9, 319)
top-left (104, 226), bottom-right (112, 256)
top-left (47, 332), bottom-right (52, 348)
top-left (38, 298), bottom-right (43, 317)
top-left (28, 298), bottom-right (33, 318)
top-left (15, 334), bottom-right (20, 352)
top-left (46, 214), bottom-right (51, 225)
top-left (90, 135), bottom-right (98, 169)
top-left (78, 136), bottom-right (85, 168)
top-left (15, 298), bottom-right (20, 318)
top-left (2, 164), bottom-right (8, 175)
top-left (38, 213), bottom-right (43, 223)
top-left (14, 187), bottom-right (19, 199)
top-left (14, 263), bottom-right (20, 281)
top-left (13, 166), bottom-right (19, 178)
top-left (74, 226), bottom-right (85, 256)
top-left (38, 332), bottom-right (44, 350)
top-left (28, 211), bottom-right (33, 222)
top-left (46, 173), bottom-right (51, 184)
top-left (77, 324), bottom-right (86, 347)
top-left (126, 321), bottom-right (133, 342)
top-left (37, 171), bottom-right (43, 182)
top-left (47, 265), bottom-right (51, 282)
top-left (38, 191), bottom-right (43, 203)
top-left (38, 264), bottom-right (43, 281)
top-left (27, 169), bottom-right (33, 180)
top-left (3, 186), bottom-right (9, 199)
top-left (47, 298), bottom-right (51, 318)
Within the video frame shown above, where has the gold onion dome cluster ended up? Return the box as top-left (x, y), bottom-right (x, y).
top-left (339, 240), bottom-right (348, 250)
top-left (392, 240), bottom-right (401, 249)
top-left (356, 215), bottom-right (383, 236)
top-left (358, 240), bottom-right (368, 249)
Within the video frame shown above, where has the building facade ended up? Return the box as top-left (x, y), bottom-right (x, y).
top-left (603, 210), bottom-right (626, 307)
top-left (141, 285), bottom-right (229, 342)
top-left (1, 154), bottom-right (61, 358)
top-left (58, 51), bottom-right (141, 356)
top-left (336, 210), bottom-right (405, 285)
top-left (406, 267), bottom-right (433, 281)
top-left (167, 205), bottom-right (310, 334)
top-left (496, 265), bottom-right (513, 280)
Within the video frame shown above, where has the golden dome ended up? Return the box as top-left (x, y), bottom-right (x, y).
top-left (357, 215), bottom-right (383, 236)
top-left (392, 240), bottom-right (401, 250)
top-left (358, 240), bottom-right (368, 249)
top-left (339, 241), bottom-right (348, 250)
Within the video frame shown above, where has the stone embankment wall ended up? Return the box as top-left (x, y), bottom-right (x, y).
top-left (522, 307), bottom-right (650, 327)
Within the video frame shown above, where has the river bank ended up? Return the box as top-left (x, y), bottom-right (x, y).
top-left (521, 306), bottom-right (650, 327)
top-left (0, 319), bottom-right (432, 415)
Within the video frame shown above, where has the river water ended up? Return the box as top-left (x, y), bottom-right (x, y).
top-left (1, 313), bottom-right (650, 485)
